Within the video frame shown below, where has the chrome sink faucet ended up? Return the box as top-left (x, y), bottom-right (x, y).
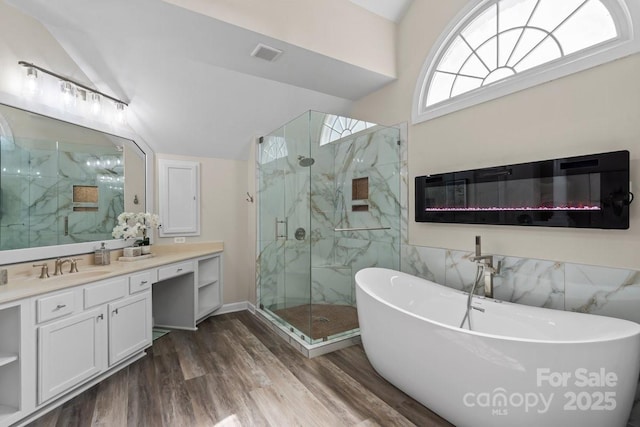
top-left (469, 236), bottom-right (501, 298)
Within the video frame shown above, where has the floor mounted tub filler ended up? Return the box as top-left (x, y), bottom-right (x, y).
top-left (355, 268), bottom-right (640, 427)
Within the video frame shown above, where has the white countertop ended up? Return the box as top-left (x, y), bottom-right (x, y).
top-left (0, 242), bottom-right (223, 305)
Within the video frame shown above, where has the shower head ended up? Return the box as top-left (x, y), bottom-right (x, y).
top-left (298, 155), bottom-right (315, 167)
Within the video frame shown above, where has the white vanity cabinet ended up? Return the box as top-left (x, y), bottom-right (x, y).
top-left (0, 299), bottom-right (32, 427)
top-left (196, 254), bottom-right (223, 321)
top-left (108, 292), bottom-right (152, 366)
top-left (153, 260), bottom-right (196, 330)
top-left (1, 245), bottom-right (223, 427)
top-left (35, 271), bottom-right (155, 405)
top-left (38, 305), bottom-right (107, 404)
top-left (152, 253), bottom-right (223, 330)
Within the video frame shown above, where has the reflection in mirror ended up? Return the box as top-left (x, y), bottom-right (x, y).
top-left (0, 103), bottom-right (145, 251)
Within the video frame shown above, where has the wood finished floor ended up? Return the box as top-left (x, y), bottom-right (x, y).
top-left (28, 311), bottom-right (453, 427)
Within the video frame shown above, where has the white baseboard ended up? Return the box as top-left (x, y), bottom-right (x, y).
top-left (212, 301), bottom-right (254, 315)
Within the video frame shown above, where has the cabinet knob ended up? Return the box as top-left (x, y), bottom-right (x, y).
top-left (177, 268), bottom-right (183, 272)
top-left (140, 280), bottom-right (148, 285)
top-left (97, 314), bottom-right (104, 321)
top-left (53, 304), bottom-right (66, 311)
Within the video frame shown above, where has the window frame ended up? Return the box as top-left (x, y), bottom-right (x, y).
top-left (412, 0), bottom-right (640, 124)
top-left (319, 114), bottom-right (376, 146)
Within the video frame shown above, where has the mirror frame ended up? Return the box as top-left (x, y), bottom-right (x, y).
top-left (0, 91), bottom-right (154, 265)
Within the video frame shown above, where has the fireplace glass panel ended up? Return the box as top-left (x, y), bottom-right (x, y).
top-left (416, 151), bottom-right (629, 229)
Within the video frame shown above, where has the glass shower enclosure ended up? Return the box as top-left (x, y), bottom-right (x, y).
top-left (257, 111), bottom-right (401, 345)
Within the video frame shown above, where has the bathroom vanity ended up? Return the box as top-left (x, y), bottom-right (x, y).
top-left (0, 242), bottom-right (223, 427)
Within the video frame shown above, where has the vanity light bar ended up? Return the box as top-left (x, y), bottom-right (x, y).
top-left (18, 61), bottom-right (128, 106)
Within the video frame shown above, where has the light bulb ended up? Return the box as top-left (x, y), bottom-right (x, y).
top-left (60, 81), bottom-right (76, 109)
top-left (90, 93), bottom-right (101, 115)
top-left (24, 67), bottom-right (38, 96)
top-left (114, 102), bottom-right (126, 125)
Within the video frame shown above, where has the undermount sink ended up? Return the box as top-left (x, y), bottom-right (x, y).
top-left (20, 268), bottom-right (112, 283)
top-left (64, 269), bottom-right (111, 278)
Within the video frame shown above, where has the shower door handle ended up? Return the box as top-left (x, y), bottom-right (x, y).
top-left (275, 217), bottom-right (288, 240)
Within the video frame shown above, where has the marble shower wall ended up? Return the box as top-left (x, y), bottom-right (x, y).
top-left (401, 244), bottom-right (640, 324)
top-left (0, 140), bottom-right (123, 250)
top-left (257, 112), bottom-right (403, 311)
top-left (324, 125), bottom-right (402, 306)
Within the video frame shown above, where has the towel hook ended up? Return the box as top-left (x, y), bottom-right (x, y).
top-left (246, 192), bottom-right (254, 203)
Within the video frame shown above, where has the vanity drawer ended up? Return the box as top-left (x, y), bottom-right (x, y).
top-left (84, 277), bottom-right (128, 309)
top-left (129, 270), bottom-right (156, 294)
top-left (158, 261), bottom-right (194, 281)
top-left (37, 291), bottom-right (76, 323)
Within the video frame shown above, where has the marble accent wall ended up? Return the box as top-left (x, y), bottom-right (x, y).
top-left (0, 141), bottom-right (123, 250)
top-left (401, 244), bottom-right (640, 322)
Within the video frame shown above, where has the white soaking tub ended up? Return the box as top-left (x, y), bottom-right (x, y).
top-left (355, 268), bottom-right (640, 427)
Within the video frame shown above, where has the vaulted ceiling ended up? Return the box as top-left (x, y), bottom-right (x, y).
top-left (8, 0), bottom-right (412, 160)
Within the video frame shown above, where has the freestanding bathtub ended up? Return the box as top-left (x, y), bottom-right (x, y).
top-left (355, 268), bottom-right (640, 427)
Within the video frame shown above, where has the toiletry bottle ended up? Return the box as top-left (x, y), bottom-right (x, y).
top-left (95, 242), bottom-right (111, 265)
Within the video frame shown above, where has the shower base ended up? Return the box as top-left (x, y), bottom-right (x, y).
top-left (255, 305), bottom-right (361, 358)
top-left (273, 304), bottom-right (359, 341)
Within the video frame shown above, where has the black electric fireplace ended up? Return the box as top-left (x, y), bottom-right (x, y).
top-left (415, 150), bottom-right (631, 229)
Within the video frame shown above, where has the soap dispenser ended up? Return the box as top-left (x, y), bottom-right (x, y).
top-left (94, 242), bottom-right (111, 265)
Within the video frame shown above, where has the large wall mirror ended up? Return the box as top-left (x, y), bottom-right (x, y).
top-left (0, 102), bottom-right (148, 263)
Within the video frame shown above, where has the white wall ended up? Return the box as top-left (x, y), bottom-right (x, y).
top-left (0, 2), bottom-right (93, 99)
top-left (154, 153), bottom-right (252, 304)
top-left (163, 0), bottom-right (396, 78)
top-left (350, 0), bottom-right (640, 270)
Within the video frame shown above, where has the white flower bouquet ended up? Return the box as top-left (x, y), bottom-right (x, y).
top-left (112, 212), bottom-right (161, 243)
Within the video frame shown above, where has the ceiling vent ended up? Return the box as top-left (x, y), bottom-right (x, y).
top-left (251, 43), bottom-right (283, 62)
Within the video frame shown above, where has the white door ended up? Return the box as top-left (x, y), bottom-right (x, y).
top-left (108, 292), bottom-right (152, 366)
top-left (38, 307), bottom-right (107, 403)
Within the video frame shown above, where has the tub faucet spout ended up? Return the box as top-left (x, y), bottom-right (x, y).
top-left (476, 257), bottom-right (501, 298)
top-left (470, 254), bottom-right (495, 298)
top-left (483, 259), bottom-right (496, 298)
top-left (469, 236), bottom-right (501, 298)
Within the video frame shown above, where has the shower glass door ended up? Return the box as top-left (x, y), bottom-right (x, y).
top-left (258, 111), bottom-right (401, 345)
top-left (258, 112), bottom-right (313, 339)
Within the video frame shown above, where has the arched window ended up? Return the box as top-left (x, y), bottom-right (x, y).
top-left (320, 115), bottom-right (375, 145)
top-left (260, 136), bottom-right (288, 164)
top-left (413, 0), bottom-right (640, 123)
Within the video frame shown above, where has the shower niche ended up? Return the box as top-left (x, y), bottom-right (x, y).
top-left (415, 150), bottom-right (631, 229)
top-left (351, 177), bottom-right (369, 212)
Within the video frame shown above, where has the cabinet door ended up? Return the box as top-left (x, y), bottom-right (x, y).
top-left (158, 159), bottom-right (200, 236)
top-left (108, 292), bottom-right (152, 366)
top-left (38, 307), bottom-right (107, 404)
